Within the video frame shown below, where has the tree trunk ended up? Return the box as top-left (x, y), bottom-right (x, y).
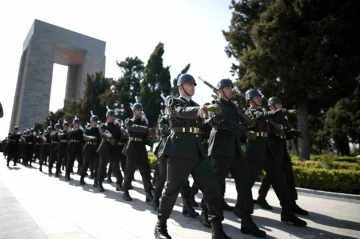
top-left (297, 101), bottom-right (310, 160)
top-left (338, 136), bottom-right (350, 156)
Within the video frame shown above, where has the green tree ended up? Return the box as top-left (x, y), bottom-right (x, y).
top-left (100, 57), bottom-right (144, 120)
top-left (43, 110), bottom-right (65, 129)
top-left (224, 0), bottom-right (360, 159)
top-left (140, 43), bottom-right (171, 127)
top-left (82, 72), bottom-right (111, 123)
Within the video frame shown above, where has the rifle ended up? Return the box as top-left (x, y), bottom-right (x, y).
top-left (197, 76), bottom-right (256, 127)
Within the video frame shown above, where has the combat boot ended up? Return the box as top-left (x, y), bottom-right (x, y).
top-left (256, 197), bottom-right (273, 210)
top-left (93, 179), bottom-right (98, 188)
top-left (98, 182), bottom-right (105, 192)
top-left (241, 215), bottom-right (266, 238)
top-left (281, 212), bottom-right (307, 227)
top-left (80, 177), bottom-right (85, 185)
top-left (292, 204), bottom-right (309, 215)
top-left (123, 190), bottom-right (132, 201)
top-left (211, 220), bottom-right (231, 239)
top-left (154, 220), bottom-right (172, 239)
top-left (116, 183), bottom-right (124, 191)
top-left (7, 161), bottom-right (9, 167)
top-left (145, 190), bottom-right (154, 203)
top-left (199, 211), bottom-right (211, 228)
top-left (48, 168), bottom-right (53, 175)
top-left (39, 165), bottom-right (42, 172)
top-left (182, 199), bottom-right (199, 218)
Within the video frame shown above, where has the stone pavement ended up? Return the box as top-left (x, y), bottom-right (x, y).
top-left (0, 160), bottom-right (359, 239)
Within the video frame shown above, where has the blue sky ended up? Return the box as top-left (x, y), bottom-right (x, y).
top-left (0, 0), bottom-right (236, 137)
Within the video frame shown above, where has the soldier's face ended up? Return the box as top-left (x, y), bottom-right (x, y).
top-left (252, 96), bottom-right (262, 106)
top-left (221, 87), bottom-right (233, 99)
top-left (90, 121), bottom-right (97, 127)
top-left (74, 122), bottom-right (80, 128)
top-left (107, 115), bottom-right (115, 123)
top-left (64, 126), bottom-right (68, 131)
top-left (179, 83), bottom-right (195, 96)
top-left (134, 109), bottom-right (142, 118)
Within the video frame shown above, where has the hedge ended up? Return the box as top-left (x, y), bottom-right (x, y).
top-left (147, 152), bottom-right (360, 195)
top-left (292, 160), bottom-right (360, 171)
top-left (292, 167), bottom-right (360, 194)
top-left (291, 155), bottom-right (359, 163)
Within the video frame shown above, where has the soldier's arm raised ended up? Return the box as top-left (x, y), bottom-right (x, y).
top-left (158, 117), bottom-right (171, 134)
top-left (124, 118), bottom-right (148, 133)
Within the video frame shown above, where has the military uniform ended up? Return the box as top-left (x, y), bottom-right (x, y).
top-left (236, 89), bottom-right (306, 227)
top-left (39, 127), bottom-right (51, 172)
top-left (155, 74), bottom-right (229, 239)
top-left (97, 115), bottom-right (124, 192)
top-left (49, 123), bottom-right (61, 175)
top-left (66, 117), bottom-right (84, 179)
top-left (24, 129), bottom-right (35, 166)
top-left (257, 97), bottom-right (308, 215)
top-left (7, 127), bottom-right (21, 167)
top-left (122, 106), bottom-right (153, 202)
top-left (56, 123), bottom-right (69, 177)
top-left (80, 115), bottom-right (101, 186)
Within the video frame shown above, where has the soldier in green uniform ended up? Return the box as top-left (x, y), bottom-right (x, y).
top-left (122, 102), bottom-right (153, 202)
top-left (39, 126), bottom-right (51, 172)
top-left (155, 74), bottom-right (230, 239)
top-left (205, 79), bottom-right (265, 237)
top-left (256, 96), bottom-right (308, 215)
top-left (80, 112), bottom-right (101, 186)
top-left (234, 89), bottom-right (306, 227)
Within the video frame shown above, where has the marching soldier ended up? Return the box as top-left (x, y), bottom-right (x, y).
top-left (122, 102), bottom-right (153, 202)
top-left (256, 96), bottom-right (308, 215)
top-left (48, 123), bottom-right (61, 175)
top-left (24, 128), bottom-right (35, 167)
top-left (39, 126), bottom-right (51, 172)
top-left (7, 126), bottom-right (21, 167)
top-left (66, 116), bottom-right (84, 179)
top-left (97, 108), bottom-right (124, 192)
top-left (155, 74), bottom-right (230, 239)
top-left (57, 121), bottom-right (69, 177)
top-left (80, 112), bottom-right (101, 186)
top-left (152, 95), bottom-right (199, 218)
top-left (34, 131), bottom-right (42, 162)
top-left (206, 79), bottom-right (265, 237)
top-left (234, 89), bottom-right (306, 227)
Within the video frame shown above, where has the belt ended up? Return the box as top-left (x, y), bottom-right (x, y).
top-left (202, 139), bottom-right (209, 144)
top-left (51, 141), bottom-right (59, 144)
top-left (70, 140), bottom-right (80, 143)
top-left (27, 142), bottom-right (33, 144)
top-left (171, 127), bottom-right (201, 134)
top-left (256, 132), bottom-right (268, 137)
top-left (43, 143), bottom-right (49, 145)
top-left (60, 140), bottom-right (68, 143)
top-left (129, 137), bottom-right (144, 142)
top-left (87, 142), bottom-right (97, 145)
top-left (278, 135), bottom-right (286, 139)
top-left (118, 142), bottom-right (125, 146)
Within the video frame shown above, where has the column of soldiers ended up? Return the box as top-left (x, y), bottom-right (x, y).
top-left (2, 73), bottom-right (310, 239)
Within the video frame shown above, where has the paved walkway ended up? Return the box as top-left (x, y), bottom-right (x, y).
top-left (0, 159), bottom-right (359, 239)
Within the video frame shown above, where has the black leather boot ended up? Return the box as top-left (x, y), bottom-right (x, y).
top-left (281, 212), bottom-right (307, 227)
top-left (241, 216), bottom-right (267, 238)
top-left (182, 199), bottom-right (199, 218)
top-left (190, 195), bottom-right (199, 207)
top-left (80, 177), bottom-right (85, 185)
top-left (256, 198), bottom-right (273, 210)
top-left (292, 204), bottom-right (309, 215)
top-left (93, 179), bottom-right (98, 188)
top-left (116, 183), bottom-right (124, 191)
top-left (211, 220), bottom-right (231, 239)
top-left (199, 211), bottom-right (211, 228)
top-left (123, 190), bottom-right (132, 201)
top-left (223, 201), bottom-right (234, 211)
top-left (154, 220), bottom-right (172, 239)
top-left (98, 182), bottom-right (105, 192)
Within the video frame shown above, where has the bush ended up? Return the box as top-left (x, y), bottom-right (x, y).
top-left (293, 167), bottom-right (360, 194)
top-left (291, 154), bottom-right (359, 164)
top-left (292, 160), bottom-right (360, 171)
